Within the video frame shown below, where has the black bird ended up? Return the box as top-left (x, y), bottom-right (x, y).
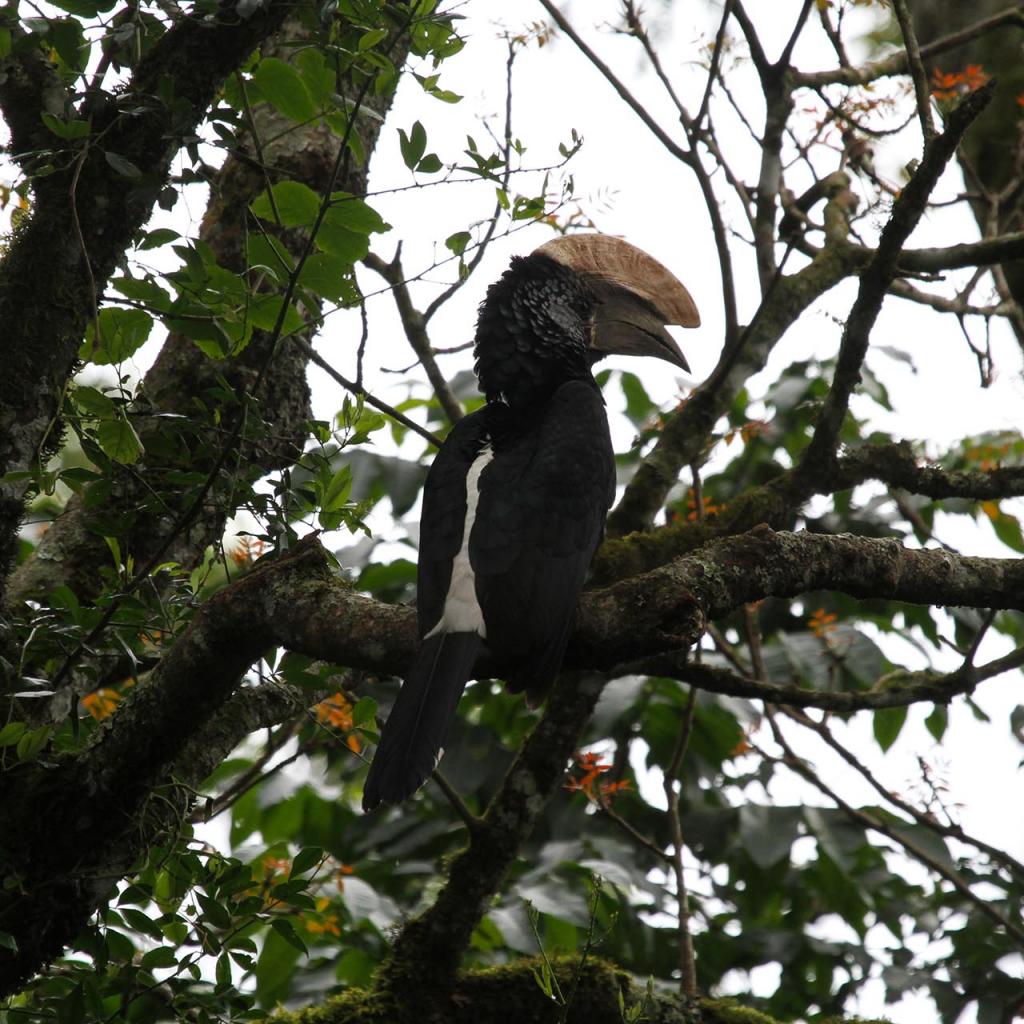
top-left (362, 234), bottom-right (699, 810)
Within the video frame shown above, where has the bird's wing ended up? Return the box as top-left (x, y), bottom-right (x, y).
top-left (470, 379), bottom-right (614, 703)
top-left (416, 406), bottom-right (492, 639)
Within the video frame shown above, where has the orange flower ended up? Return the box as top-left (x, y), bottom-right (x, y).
top-left (931, 64), bottom-right (989, 103)
top-left (315, 693), bottom-right (362, 753)
top-left (231, 536), bottom-right (266, 566)
top-left (808, 607), bottom-right (838, 637)
top-left (82, 687), bottom-right (122, 720)
top-left (316, 692), bottom-right (354, 730)
top-left (262, 856), bottom-right (291, 878)
top-left (599, 779), bottom-right (631, 799)
top-left (740, 420), bottom-right (767, 443)
top-left (565, 752), bottom-right (627, 801)
top-left (685, 489), bottom-right (724, 522)
top-left (305, 897), bottom-right (342, 937)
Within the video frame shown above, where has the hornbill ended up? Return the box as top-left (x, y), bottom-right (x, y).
top-left (362, 234), bottom-right (699, 810)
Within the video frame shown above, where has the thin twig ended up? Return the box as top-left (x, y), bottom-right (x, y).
top-left (891, 0), bottom-right (936, 143)
top-left (363, 250), bottom-right (464, 423)
top-left (763, 716), bottom-right (1024, 945)
top-left (695, 0), bottom-right (733, 129)
top-left (422, 38), bottom-right (518, 324)
top-left (432, 769), bottom-right (484, 832)
top-left (298, 338), bottom-right (442, 447)
top-left (663, 687), bottom-right (699, 997)
top-left (780, 705), bottom-right (1024, 885)
top-left (777, 0), bottom-right (815, 72)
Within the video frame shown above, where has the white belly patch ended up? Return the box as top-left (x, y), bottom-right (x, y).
top-left (425, 443), bottom-right (494, 638)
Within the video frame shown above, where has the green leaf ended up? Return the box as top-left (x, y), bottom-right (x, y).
top-left (925, 704), bottom-right (948, 742)
top-left (111, 276), bottom-right (171, 312)
top-left (0, 722), bottom-right (27, 747)
top-left (739, 804), bottom-right (802, 869)
top-left (416, 153), bottom-right (443, 174)
top-left (50, 17), bottom-right (87, 73)
top-left (988, 508), bottom-right (1024, 553)
top-left (299, 253), bottom-right (359, 304)
top-left (97, 416), bottom-right (144, 465)
top-left (358, 27), bottom-right (387, 50)
top-left (197, 891), bottom-right (232, 929)
top-left (16, 725), bottom-right (51, 761)
top-left (251, 180), bottom-right (321, 227)
top-left (256, 921), bottom-right (302, 1007)
top-left (252, 57), bottom-right (317, 122)
top-left (121, 908), bottom-right (164, 939)
top-left (248, 293), bottom-right (305, 336)
top-left (873, 705), bottom-right (907, 752)
top-left (291, 846), bottom-right (324, 877)
top-left (619, 371), bottom-right (657, 427)
top-left (40, 111), bottom-right (91, 140)
top-left (445, 231), bottom-right (471, 256)
top-left (140, 946), bottom-right (178, 969)
top-left (51, 0), bottom-right (116, 15)
top-left (81, 307), bottom-right (153, 364)
top-left (351, 696), bottom-right (377, 728)
top-left (398, 121), bottom-right (427, 170)
top-left (269, 917), bottom-right (308, 954)
top-left (104, 151), bottom-right (143, 179)
top-left (325, 193), bottom-right (389, 234)
top-left (137, 227), bottom-right (180, 251)
top-left (316, 195), bottom-right (388, 261)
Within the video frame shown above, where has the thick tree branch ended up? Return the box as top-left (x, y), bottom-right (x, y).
top-left (642, 645), bottom-right (1024, 713)
top-left (898, 230), bottom-right (1024, 271)
top-left (792, 5), bottom-right (1024, 89)
top-left (3, 523), bottom-right (1022, 989)
top-left (597, 436), bottom-right (1024, 588)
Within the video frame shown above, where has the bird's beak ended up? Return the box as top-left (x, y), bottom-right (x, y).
top-left (533, 234), bottom-right (699, 372)
top-left (587, 284), bottom-right (692, 371)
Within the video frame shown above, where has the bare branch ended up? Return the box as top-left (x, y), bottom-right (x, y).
top-left (663, 688), bottom-right (698, 997)
top-left (363, 251), bottom-right (464, 423)
top-left (730, 0), bottom-right (772, 80)
top-left (797, 81), bottom-right (995, 479)
top-left (892, 0), bottom-right (936, 142)
top-left (793, 6), bottom-right (1024, 89)
top-left (647, 646), bottom-right (1024, 714)
top-left (299, 339), bottom-right (442, 447)
top-left (764, 718), bottom-right (1024, 946)
top-left (781, 706), bottom-right (1024, 885)
top-left (536, 0), bottom-right (688, 162)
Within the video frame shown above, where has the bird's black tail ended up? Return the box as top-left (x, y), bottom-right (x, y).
top-left (362, 631), bottom-right (482, 810)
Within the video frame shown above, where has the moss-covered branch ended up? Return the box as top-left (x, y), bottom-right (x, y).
top-left (3, 524), bottom-right (1021, 991)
